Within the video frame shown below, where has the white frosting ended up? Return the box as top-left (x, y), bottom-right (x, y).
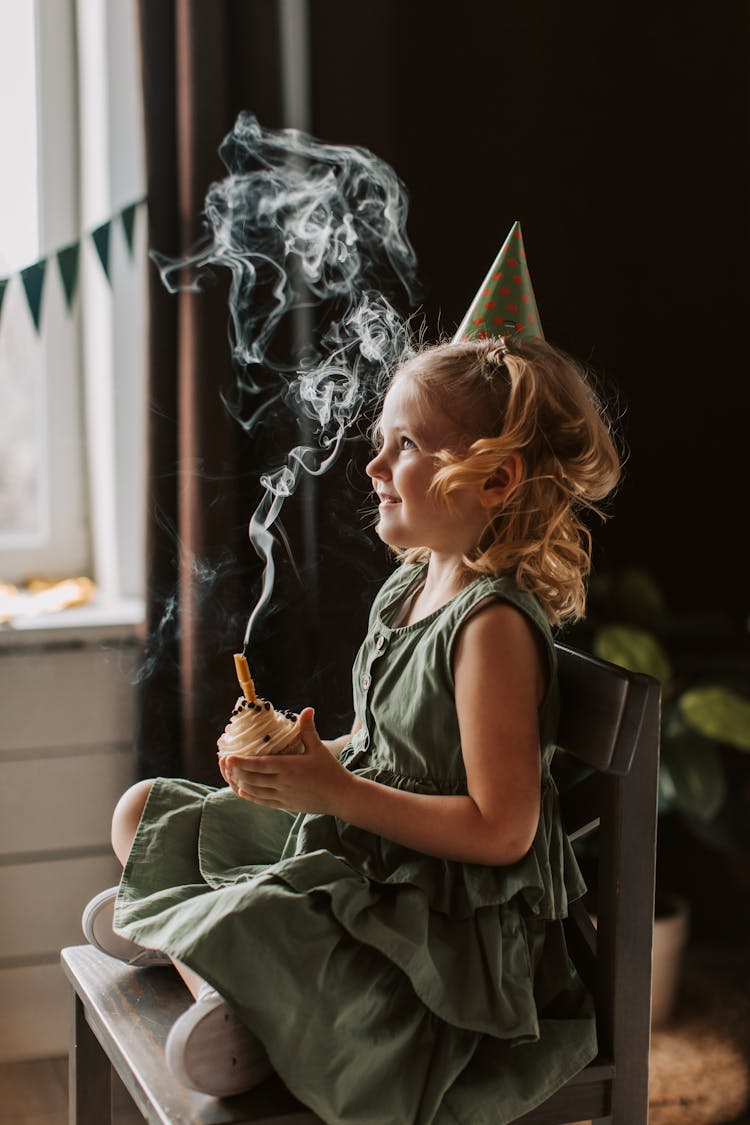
top-left (217, 696), bottom-right (303, 757)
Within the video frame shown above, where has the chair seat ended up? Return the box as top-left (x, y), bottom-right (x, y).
top-left (62, 943), bottom-right (615, 1125)
top-left (511, 1060), bottom-right (614, 1124)
top-left (61, 944), bottom-right (321, 1124)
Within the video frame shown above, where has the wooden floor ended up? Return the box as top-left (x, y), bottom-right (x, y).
top-left (0, 1056), bottom-right (143, 1125)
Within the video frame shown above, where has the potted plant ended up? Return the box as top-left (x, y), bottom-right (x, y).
top-left (565, 568), bottom-right (750, 1025)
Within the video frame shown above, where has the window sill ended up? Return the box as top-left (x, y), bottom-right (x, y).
top-left (0, 595), bottom-right (144, 651)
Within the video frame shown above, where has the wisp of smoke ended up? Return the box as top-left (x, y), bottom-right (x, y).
top-left (153, 112), bottom-right (420, 648)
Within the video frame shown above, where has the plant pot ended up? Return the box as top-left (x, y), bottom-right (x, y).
top-left (651, 894), bottom-right (690, 1028)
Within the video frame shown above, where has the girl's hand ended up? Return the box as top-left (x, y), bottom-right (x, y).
top-left (224, 708), bottom-right (354, 815)
top-left (217, 751), bottom-right (239, 795)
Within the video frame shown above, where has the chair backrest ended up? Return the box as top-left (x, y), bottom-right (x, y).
top-left (556, 642), bottom-right (651, 776)
top-left (552, 641), bottom-right (661, 1123)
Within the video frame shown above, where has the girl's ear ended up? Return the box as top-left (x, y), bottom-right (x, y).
top-left (480, 453), bottom-right (523, 509)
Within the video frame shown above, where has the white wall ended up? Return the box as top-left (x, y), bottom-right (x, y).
top-left (0, 621), bottom-right (140, 1060)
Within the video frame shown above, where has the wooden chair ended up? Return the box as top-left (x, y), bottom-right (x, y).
top-left (61, 642), bottom-right (660, 1125)
top-left (512, 642), bottom-right (661, 1124)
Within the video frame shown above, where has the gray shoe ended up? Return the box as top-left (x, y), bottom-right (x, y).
top-left (82, 886), bottom-right (171, 967)
top-left (166, 981), bottom-right (274, 1097)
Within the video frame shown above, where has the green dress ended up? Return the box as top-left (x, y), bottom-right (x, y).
top-left (115, 562), bottom-right (596, 1124)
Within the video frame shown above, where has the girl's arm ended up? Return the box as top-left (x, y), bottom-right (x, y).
top-left (336, 603), bottom-right (543, 865)
top-left (227, 605), bottom-right (543, 867)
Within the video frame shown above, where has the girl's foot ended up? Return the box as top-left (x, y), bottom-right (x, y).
top-left (81, 887), bottom-right (171, 967)
top-left (165, 982), bottom-right (274, 1097)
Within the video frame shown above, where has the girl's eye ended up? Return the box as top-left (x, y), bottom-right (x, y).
top-left (400, 436), bottom-right (416, 451)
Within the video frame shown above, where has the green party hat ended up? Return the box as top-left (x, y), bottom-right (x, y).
top-left (453, 221), bottom-right (543, 342)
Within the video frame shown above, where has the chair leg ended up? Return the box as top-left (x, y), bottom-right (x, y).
top-left (69, 990), bottom-right (112, 1125)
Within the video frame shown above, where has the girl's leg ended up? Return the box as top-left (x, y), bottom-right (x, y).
top-left (172, 958), bottom-right (208, 1001)
top-left (110, 780), bottom-right (271, 1095)
top-left (110, 779), bottom-right (206, 999)
top-left (111, 777), bottom-right (154, 865)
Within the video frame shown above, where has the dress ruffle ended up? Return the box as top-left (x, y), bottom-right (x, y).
top-left (118, 762), bottom-right (588, 1047)
top-left (281, 746), bottom-right (586, 923)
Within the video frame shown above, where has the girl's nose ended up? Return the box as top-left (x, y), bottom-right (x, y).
top-left (366, 448), bottom-right (387, 480)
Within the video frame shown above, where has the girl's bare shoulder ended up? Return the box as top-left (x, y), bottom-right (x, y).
top-left (454, 599), bottom-right (546, 706)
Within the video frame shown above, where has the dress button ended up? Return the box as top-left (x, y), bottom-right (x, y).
top-left (361, 673), bottom-right (372, 689)
top-left (375, 635), bottom-right (386, 651)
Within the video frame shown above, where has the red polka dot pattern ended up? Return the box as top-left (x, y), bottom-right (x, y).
top-left (453, 221), bottom-right (544, 343)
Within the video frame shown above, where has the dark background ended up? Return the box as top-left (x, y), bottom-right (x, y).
top-left (298, 1), bottom-right (750, 716)
top-left (311, 1), bottom-right (748, 603)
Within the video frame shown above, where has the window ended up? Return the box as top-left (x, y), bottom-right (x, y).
top-left (0, 0), bottom-right (146, 602)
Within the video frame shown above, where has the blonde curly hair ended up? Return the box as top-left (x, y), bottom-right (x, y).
top-left (384, 335), bottom-right (622, 626)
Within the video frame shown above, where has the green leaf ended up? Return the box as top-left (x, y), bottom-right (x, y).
top-left (657, 756), bottom-right (677, 814)
top-left (678, 686), bottom-right (750, 751)
top-left (660, 733), bottom-right (726, 822)
top-left (593, 624), bottom-right (673, 685)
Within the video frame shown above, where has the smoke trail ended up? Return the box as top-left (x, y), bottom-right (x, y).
top-left (153, 113), bottom-right (420, 646)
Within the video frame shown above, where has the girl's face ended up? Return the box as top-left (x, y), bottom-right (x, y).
top-left (366, 374), bottom-right (487, 557)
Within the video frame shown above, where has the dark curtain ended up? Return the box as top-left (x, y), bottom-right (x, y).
top-left (135, 1), bottom-right (395, 785)
top-left (136, 1), bottom-right (301, 783)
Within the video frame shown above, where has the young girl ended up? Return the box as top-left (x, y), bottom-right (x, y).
top-left (83, 332), bottom-right (621, 1124)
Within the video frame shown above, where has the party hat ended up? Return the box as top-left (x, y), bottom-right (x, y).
top-left (453, 221), bottom-right (543, 343)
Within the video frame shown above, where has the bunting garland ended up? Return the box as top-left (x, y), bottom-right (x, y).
top-left (121, 202), bottom-right (138, 258)
top-left (0, 197), bottom-right (147, 334)
top-left (56, 243), bottom-right (80, 311)
top-left (91, 222), bottom-right (112, 284)
top-left (20, 262), bottom-right (47, 332)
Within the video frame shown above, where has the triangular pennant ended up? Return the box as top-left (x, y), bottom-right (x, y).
top-left (120, 203), bottom-right (138, 258)
top-left (56, 243), bottom-right (80, 309)
top-left (0, 277), bottom-right (8, 329)
top-left (453, 221), bottom-right (544, 343)
top-left (91, 221), bottom-right (112, 283)
top-left (21, 261), bottom-right (47, 332)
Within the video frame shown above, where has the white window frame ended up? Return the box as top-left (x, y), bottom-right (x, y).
top-left (0, 0), bottom-right (146, 610)
top-left (0, 0), bottom-right (88, 580)
top-left (76, 0), bottom-right (147, 601)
